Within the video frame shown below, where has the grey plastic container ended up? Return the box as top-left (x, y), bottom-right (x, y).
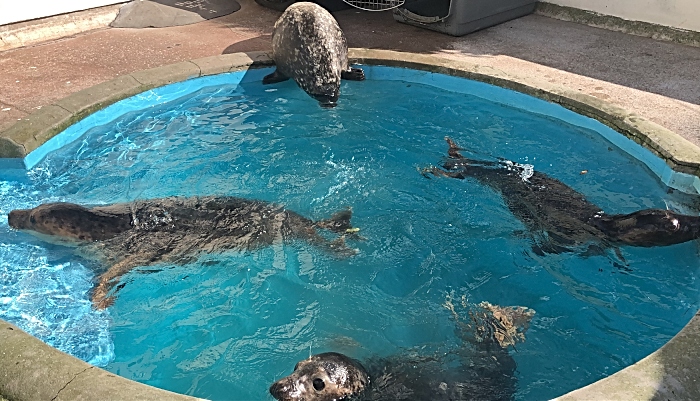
top-left (393, 0), bottom-right (538, 37)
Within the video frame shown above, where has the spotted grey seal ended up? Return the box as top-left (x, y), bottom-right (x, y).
top-left (263, 2), bottom-right (365, 107)
top-left (270, 352), bottom-right (370, 401)
top-left (270, 302), bottom-right (535, 401)
top-left (8, 196), bottom-right (357, 309)
top-left (425, 137), bottom-right (700, 255)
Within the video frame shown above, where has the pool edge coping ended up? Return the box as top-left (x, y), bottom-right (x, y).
top-left (0, 49), bottom-right (699, 400)
top-left (2, 49), bottom-right (700, 178)
top-left (0, 319), bottom-right (206, 401)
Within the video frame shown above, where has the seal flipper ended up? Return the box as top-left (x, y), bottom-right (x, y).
top-left (263, 69), bottom-right (291, 84)
top-left (341, 67), bottom-right (365, 81)
top-left (315, 209), bottom-right (353, 233)
top-left (89, 235), bottom-right (176, 309)
top-left (91, 255), bottom-right (149, 309)
top-left (421, 165), bottom-right (465, 180)
top-left (445, 137), bottom-right (466, 159)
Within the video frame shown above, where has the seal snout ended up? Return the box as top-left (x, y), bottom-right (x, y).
top-left (269, 380), bottom-right (293, 401)
top-left (312, 93), bottom-right (339, 108)
top-left (8, 209), bottom-right (30, 230)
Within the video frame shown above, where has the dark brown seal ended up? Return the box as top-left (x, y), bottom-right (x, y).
top-left (8, 196), bottom-right (357, 309)
top-left (263, 2), bottom-right (365, 107)
top-left (425, 137), bottom-right (700, 255)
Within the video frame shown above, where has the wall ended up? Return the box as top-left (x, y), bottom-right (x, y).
top-left (547, 0), bottom-right (700, 32)
top-left (0, 0), bottom-right (125, 25)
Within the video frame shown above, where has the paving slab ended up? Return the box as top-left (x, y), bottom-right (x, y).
top-left (0, 320), bottom-right (205, 401)
top-left (54, 74), bottom-right (145, 118)
top-left (2, 104), bottom-right (74, 155)
top-left (191, 51), bottom-right (272, 75)
top-left (129, 60), bottom-right (202, 88)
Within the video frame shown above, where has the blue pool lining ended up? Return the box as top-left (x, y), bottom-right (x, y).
top-left (22, 65), bottom-right (700, 195)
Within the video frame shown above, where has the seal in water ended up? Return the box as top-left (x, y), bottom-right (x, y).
top-left (425, 137), bottom-right (700, 255)
top-left (270, 352), bottom-right (370, 401)
top-left (270, 301), bottom-right (535, 401)
top-left (263, 2), bottom-right (365, 108)
top-left (8, 196), bottom-right (357, 309)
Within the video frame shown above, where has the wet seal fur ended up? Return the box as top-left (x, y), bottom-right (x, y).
top-left (425, 137), bottom-right (700, 256)
top-left (263, 2), bottom-right (365, 107)
top-left (8, 196), bottom-right (356, 309)
top-left (270, 352), bottom-right (370, 401)
top-left (270, 302), bottom-right (535, 401)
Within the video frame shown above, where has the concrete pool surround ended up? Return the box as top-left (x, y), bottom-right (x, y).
top-left (1, 50), bottom-right (700, 400)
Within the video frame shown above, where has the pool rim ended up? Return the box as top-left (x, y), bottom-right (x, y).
top-left (2, 49), bottom-right (700, 180)
top-left (0, 49), bottom-right (698, 401)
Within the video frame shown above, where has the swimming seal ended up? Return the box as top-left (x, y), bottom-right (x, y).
top-left (270, 302), bottom-right (535, 401)
top-left (263, 2), bottom-right (365, 107)
top-left (425, 137), bottom-right (700, 255)
top-left (270, 352), bottom-right (370, 401)
top-left (8, 196), bottom-right (356, 309)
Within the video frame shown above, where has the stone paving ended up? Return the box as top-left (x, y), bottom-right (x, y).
top-left (0, 0), bottom-right (699, 147)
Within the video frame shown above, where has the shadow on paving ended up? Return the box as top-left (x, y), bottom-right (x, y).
top-left (223, 35), bottom-right (273, 54)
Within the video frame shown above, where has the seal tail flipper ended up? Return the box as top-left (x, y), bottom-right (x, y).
top-left (328, 236), bottom-right (358, 258)
top-left (315, 208), bottom-right (353, 233)
top-left (468, 302), bottom-right (536, 350)
top-left (262, 69), bottom-right (291, 84)
top-left (444, 137), bottom-right (466, 159)
top-left (341, 67), bottom-right (365, 81)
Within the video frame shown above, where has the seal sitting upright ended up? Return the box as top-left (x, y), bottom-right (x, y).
top-left (263, 2), bottom-right (365, 108)
top-left (8, 196), bottom-right (357, 309)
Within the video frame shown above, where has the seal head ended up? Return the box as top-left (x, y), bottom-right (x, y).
top-left (8, 202), bottom-right (132, 242)
top-left (270, 352), bottom-right (369, 401)
top-left (590, 209), bottom-right (700, 247)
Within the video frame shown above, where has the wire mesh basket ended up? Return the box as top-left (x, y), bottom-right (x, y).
top-left (341, 0), bottom-right (405, 11)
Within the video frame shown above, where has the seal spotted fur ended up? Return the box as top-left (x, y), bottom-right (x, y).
top-left (425, 137), bottom-right (700, 255)
top-left (270, 302), bottom-right (535, 401)
top-left (263, 2), bottom-right (365, 107)
top-left (270, 352), bottom-right (370, 401)
top-left (8, 196), bottom-right (356, 309)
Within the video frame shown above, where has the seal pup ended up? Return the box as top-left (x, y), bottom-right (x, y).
top-left (425, 137), bottom-right (700, 255)
top-left (263, 2), bottom-right (365, 108)
top-left (270, 302), bottom-right (535, 401)
top-left (8, 196), bottom-right (357, 309)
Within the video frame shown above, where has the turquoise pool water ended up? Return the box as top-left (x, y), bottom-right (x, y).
top-left (1, 66), bottom-right (699, 400)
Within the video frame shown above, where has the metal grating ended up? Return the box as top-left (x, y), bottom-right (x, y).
top-left (341, 0), bottom-right (405, 11)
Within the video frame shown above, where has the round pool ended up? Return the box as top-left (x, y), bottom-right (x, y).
top-left (1, 65), bottom-right (699, 400)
